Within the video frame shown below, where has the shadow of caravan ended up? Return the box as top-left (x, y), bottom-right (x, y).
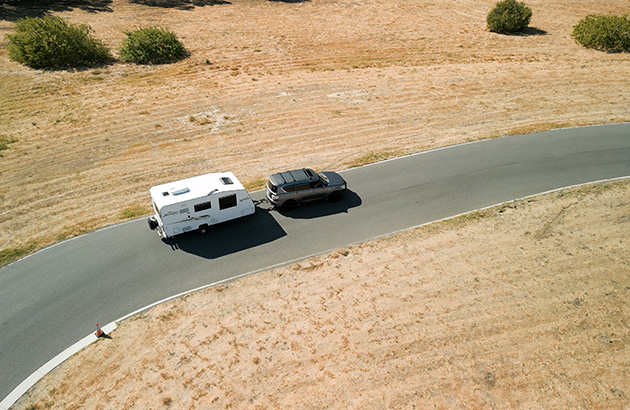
top-left (148, 171), bottom-right (255, 239)
top-left (163, 205), bottom-right (287, 259)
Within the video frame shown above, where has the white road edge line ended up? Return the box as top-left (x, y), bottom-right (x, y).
top-left (0, 322), bottom-right (117, 410)
top-left (340, 121), bottom-right (629, 172)
top-left (2, 175), bottom-right (628, 410)
top-left (4, 121), bottom-right (627, 270)
top-left (121, 174), bottom-right (630, 323)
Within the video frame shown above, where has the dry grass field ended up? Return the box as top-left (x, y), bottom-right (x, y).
top-left (14, 179), bottom-right (630, 409)
top-left (2, 0), bottom-right (630, 408)
top-left (1, 0), bottom-right (629, 261)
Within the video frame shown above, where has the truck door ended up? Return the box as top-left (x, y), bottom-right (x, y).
top-left (308, 180), bottom-right (328, 201)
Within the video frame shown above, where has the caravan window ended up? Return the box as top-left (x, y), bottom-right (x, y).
top-left (219, 194), bottom-right (237, 210)
top-left (194, 201), bottom-right (212, 213)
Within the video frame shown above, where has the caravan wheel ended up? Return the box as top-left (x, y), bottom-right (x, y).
top-left (199, 224), bottom-right (210, 235)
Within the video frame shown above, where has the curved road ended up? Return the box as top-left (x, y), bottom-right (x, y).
top-left (1, 124), bottom-right (629, 402)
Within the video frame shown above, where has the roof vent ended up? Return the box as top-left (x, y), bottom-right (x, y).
top-left (220, 177), bottom-right (233, 185)
top-left (169, 185), bottom-right (190, 195)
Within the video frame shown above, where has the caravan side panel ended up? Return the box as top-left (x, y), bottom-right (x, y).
top-left (149, 172), bottom-right (255, 238)
top-left (159, 203), bottom-right (195, 237)
top-left (212, 189), bottom-right (255, 225)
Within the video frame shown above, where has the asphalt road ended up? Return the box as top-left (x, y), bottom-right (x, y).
top-left (1, 124), bottom-right (629, 401)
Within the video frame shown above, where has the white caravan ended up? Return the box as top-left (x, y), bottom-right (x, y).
top-left (148, 171), bottom-right (255, 238)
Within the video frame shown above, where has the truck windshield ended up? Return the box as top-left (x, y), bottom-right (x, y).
top-left (315, 171), bottom-right (329, 184)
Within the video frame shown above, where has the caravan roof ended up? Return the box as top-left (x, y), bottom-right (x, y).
top-left (150, 171), bottom-right (246, 209)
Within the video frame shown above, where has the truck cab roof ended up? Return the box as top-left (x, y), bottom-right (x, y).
top-left (269, 168), bottom-right (317, 186)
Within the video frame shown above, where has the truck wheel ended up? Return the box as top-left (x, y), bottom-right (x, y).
top-left (328, 191), bottom-right (342, 202)
top-left (199, 224), bottom-right (210, 235)
top-left (282, 200), bottom-right (297, 211)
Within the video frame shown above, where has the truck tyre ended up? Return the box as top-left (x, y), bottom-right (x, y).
top-left (199, 224), bottom-right (210, 235)
top-left (328, 191), bottom-right (342, 202)
top-left (282, 200), bottom-right (297, 211)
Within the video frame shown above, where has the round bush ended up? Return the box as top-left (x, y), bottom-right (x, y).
top-left (6, 16), bottom-right (111, 69)
top-left (572, 14), bottom-right (630, 52)
top-left (487, 0), bottom-right (532, 34)
top-left (119, 27), bottom-right (186, 64)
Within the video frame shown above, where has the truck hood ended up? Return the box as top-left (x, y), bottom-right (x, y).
top-left (322, 172), bottom-right (346, 188)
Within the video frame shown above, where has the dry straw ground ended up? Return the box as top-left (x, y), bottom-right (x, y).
top-left (1, 0), bottom-right (630, 408)
top-left (14, 180), bottom-right (630, 409)
top-left (0, 0), bottom-right (629, 258)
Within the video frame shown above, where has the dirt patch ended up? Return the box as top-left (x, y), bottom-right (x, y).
top-left (14, 179), bottom-right (630, 409)
top-left (1, 0), bottom-right (629, 257)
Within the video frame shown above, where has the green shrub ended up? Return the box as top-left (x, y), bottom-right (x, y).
top-left (572, 14), bottom-right (630, 52)
top-left (119, 27), bottom-right (186, 64)
top-left (120, 206), bottom-right (149, 219)
top-left (0, 241), bottom-right (37, 267)
top-left (6, 16), bottom-right (111, 69)
top-left (487, 0), bottom-right (532, 34)
top-left (0, 136), bottom-right (17, 155)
